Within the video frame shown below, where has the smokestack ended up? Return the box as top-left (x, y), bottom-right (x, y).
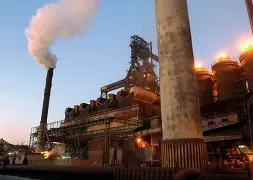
top-left (26, 0), bottom-right (98, 153)
top-left (155, 0), bottom-right (207, 171)
top-left (35, 68), bottom-right (54, 153)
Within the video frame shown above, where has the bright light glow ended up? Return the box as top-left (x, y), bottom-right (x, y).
top-left (217, 52), bottom-right (229, 62)
top-left (241, 40), bottom-right (253, 53)
top-left (194, 62), bottom-right (204, 69)
top-left (238, 144), bottom-right (253, 161)
top-left (41, 151), bottom-right (51, 159)
top-left (136, 138), bottom-right (141, 144)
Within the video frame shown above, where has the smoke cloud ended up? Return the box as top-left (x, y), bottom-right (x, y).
top-left (26, 0), bottom-right (99, 69)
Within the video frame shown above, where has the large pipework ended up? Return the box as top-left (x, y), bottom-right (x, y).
top-left (155, 0), bottom-right (207, 171)
top-left (35, 68), bottom-right (54, 153)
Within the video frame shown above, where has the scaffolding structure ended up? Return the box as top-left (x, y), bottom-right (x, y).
top-left (29, 105), bottom-right (143, 161)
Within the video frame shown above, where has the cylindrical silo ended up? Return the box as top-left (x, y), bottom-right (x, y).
top-left (211, 56), bottom-right (242, 101)
top-left (195, 67), bottom-right (214, 105)
top-left (239, 48), bottom-right (253, 92)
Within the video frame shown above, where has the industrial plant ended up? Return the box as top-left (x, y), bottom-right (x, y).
top-left (28, 35), bottom-right (253, 169)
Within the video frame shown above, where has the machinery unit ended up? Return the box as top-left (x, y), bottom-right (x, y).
top-left (211, 56), bottom-right (246, 101)
top-left (195, 67), bottom-right (214, 105)
top-left (239, 48), bottom-right (253, 92)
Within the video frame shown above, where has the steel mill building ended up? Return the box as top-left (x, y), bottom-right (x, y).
top-left (29, 35), bottom-right (253, 169)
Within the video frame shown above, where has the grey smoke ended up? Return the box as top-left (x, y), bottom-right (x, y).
top-left (26, 0), bottom-right (99, 69)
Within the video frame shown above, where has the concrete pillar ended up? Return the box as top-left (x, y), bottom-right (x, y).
top-left (155, 0), bottom-right (207, 171)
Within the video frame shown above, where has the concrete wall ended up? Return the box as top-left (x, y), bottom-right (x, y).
top-left (27, 153), bottom-right (44, 161)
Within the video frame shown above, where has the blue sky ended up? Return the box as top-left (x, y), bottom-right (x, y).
top-left (0, 0), bottom-right (251, 144)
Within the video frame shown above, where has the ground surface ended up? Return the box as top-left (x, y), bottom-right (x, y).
top-left (204, 174), bottom-right (249, 180)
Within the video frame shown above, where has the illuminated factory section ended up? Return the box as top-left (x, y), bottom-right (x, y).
top-left (29, 36), bottom-right (253, 168)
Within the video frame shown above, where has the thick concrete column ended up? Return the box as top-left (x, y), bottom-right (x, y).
top-left (155, 0), bottom-right (207, 170)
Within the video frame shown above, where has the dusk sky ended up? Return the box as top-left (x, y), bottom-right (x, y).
top-left (0, 0), bottom-right (251, 144)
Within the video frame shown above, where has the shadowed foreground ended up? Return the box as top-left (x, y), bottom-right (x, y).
top-left (0, 165), bottom-right (251, 180)
top-left (1, 165), bottom-right (114, 180)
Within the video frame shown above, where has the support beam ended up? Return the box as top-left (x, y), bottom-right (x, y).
top-left (155, 0), bottom-right (207, 171)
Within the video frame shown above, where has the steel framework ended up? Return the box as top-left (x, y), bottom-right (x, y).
top-left (29, 105), bottom-right (143, 162)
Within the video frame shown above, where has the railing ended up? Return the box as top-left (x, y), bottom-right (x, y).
top-left (113, 167), bottom-right (176, 180)
top-left (62, 104), bottom-right (140, 126)
top-left (31, 105), bottom-right (141, 134)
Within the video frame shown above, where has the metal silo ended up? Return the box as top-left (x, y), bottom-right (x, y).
top-left (211, 55), bottom-right (243, 101)
top-left (195, 67), bottom-right (214, 105)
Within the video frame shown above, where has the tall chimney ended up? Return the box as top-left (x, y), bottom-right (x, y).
top-left (155, 0), bottom-right (207, 171)
top-left (35, 68), bottom-right (54, 153)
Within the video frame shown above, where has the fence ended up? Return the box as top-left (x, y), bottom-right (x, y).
top-left (28, 159), bottom-right (95, 166)
top-left (113, 167), bottom-right (176, 180)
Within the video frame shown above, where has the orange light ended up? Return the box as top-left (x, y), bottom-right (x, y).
top-left (217, 52), bottom-right (229, 62)
top-left (241, 40), bottom-right (253, 53)
top-left (194, 62), bottom-right (204, 69)
top-left (41, 151), bottom-right (50, 159)
top-left (136, 138), bottom-right (141, 144)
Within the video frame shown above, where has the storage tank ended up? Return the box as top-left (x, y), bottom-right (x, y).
top-left (211, 55), bottom-right (242, 101)
top-left (195, 67), bottom-right (214, 105)
top-left (239, 45), bottom-right (253, 92)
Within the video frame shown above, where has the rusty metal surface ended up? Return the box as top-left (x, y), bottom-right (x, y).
top-left (116, 90), bottom-right (135, 108)
top-left (195, 68), bottom-right (214, 105)
top-left (61, 105), bottom-right (140, 128)
top-left (65, 108), bottom-right (74, 121)
top-left (161, 138), bottom-right (208, 172)
top-left (130, 86), bottom-right (158, 104)
top-left (212, 59), bottom-right (244, 101)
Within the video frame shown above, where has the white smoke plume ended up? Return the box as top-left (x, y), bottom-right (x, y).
top-left (26, 0), bottom-right (99, 69)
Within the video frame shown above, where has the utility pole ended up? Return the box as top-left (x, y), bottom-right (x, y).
top-left (246, 0), bottom-right (253, 34)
